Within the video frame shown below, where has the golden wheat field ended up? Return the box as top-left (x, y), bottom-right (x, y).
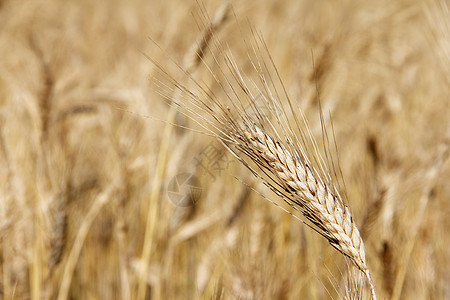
top-left (0, 0), bottom-right (449, 299)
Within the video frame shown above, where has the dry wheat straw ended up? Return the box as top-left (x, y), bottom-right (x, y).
top-left (138, 3), bottom-right (232, 300)
top-left (151, 7), bottom-right (377, 298)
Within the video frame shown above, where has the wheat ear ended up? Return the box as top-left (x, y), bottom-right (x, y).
top-left (150, 10), bottom-right (377, 298)
top-left (241, 123), bottom-right (376, 299)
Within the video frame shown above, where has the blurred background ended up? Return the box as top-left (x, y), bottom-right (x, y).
top-left (0, 0), bottom-right (449, 299)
